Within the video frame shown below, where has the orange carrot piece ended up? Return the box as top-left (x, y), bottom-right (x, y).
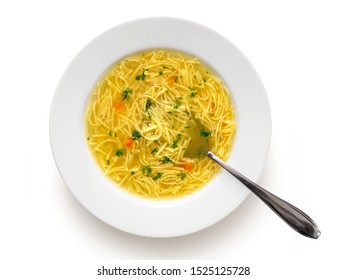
top-left (167, 76), bottom-right (176, 84)
top-left (124, 136), bottom-right (134, 148)
top-left (115, 102), bottom-right (125, 112)
top-left (181, 162), bottom-right (193, 172)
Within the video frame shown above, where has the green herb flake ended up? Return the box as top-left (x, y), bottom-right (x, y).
top-left (108, 131), bottom-right (113, 137)
top-left (131, 171), bottom-right (135, 176)
top-left (172, 134), bottom-right (182, 148)
top-left (198, 148), bottom-right (203, 157)
top-left (178, 173), bottom-right (187, 180)
top-left (159, 71), bottom-right (163, 75)
top-left (190, 91), bottom-right (197, 98)
top-left (173, 99), bottom-right (181, 109)
top-left (184, 125), bottom-right (190, 128)
top-left (142, 165), bottom-right (152, 176)
top-left (122, 87), bottom-right (132, 100)
top-left (145, 99), bottom-right (152, 111)
top-left (132, 130), bottom-right (143, 140)
top-left (152, 172), bottom-right (163, 181)
top-left (151, 148), bottom-right (159, 154)
top-left (159, 156), bottom-right (172, 164)
top-left (106, 159), bottom-right (110, 165)
top-left (202, 78), bottom-right (207, 83)
top-left (188, 86), bottom-right (197, 98)
top-left (135, 70), bottom-right (146, 81)
top-left (87, 137), bottom-right (90, 141)
top-left (115, 148), bottom-right (125, 157)
top-left (200, 128), bottom-right (211, 137)
top-left (162, 66), bottom-right (169, 69)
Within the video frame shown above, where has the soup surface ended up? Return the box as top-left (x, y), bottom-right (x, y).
top-left (85, 50), bottom-right (236, 199)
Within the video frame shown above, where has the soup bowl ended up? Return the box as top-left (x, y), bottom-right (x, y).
top-left (50, 17), bottom-right (271, 237)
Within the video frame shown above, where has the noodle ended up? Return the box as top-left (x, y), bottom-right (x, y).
top-left (85, 50), bottom-right (236, 199)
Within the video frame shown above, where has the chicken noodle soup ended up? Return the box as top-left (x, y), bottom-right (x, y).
top-left (85, 50), bottom-right (236, 199)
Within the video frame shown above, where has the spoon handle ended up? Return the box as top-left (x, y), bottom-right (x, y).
top-left (207, 151), bottom-right (321, 239)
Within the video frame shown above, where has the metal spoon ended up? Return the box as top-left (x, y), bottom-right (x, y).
top-left (185, 116), bottom-right (321, 239)
top-left (206, 151), bottom-right (320, 239)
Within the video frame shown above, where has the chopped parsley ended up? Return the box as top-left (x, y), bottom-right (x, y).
top-left (108, 131), bottom-right (117, 137)
top-left (145, 99), bottom-right (152, 111)
top-left (122, 87), bottom-right (132, 100)
top-left (173, 99), bottom-right (181, 109)
top-left (198, 147), bottom-right (203, 157)
top-left (189, 86), bottom-right (197, 98)
top-left (114, 149), bottom-right (125, 157)
top-left (151, 147), bottom-right (159, 154)
top-left (131, 171), bottom-right (135, 176)
top-left (202, 78), bottom-right (207, 83)
top-left (142, 165), bottom-right (152, 176)
top-left (162, 66), bottom-right (169, 69)
top-left (184, 125), bottom-right (190, 128)
top-left (106, 159), bottom-right (110, 165)
top-left (200, 128), bottom-right (211, 137)
top-left (135, 70), bottom-right (146, 81)
top-left (178, 173), bottom-right (187, 180)
top-left (172, 134), bottom-right (182, 148)
top-left (152, 172), bottom-right (163, 181)
top-left (87, 137), bottom-right (90, 141)
top-left (131, 130), bottom-right (143, 140)
top-left (159, 156), bottom-right (172, 164)
top-left (159, 71), bottom-right (163, 75)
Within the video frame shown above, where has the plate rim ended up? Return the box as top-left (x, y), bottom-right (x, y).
top-left (50, 17), bottom-right (271, 237)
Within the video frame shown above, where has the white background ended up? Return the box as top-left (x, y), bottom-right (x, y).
top-left (1, 0), bottom-right (346, 279)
